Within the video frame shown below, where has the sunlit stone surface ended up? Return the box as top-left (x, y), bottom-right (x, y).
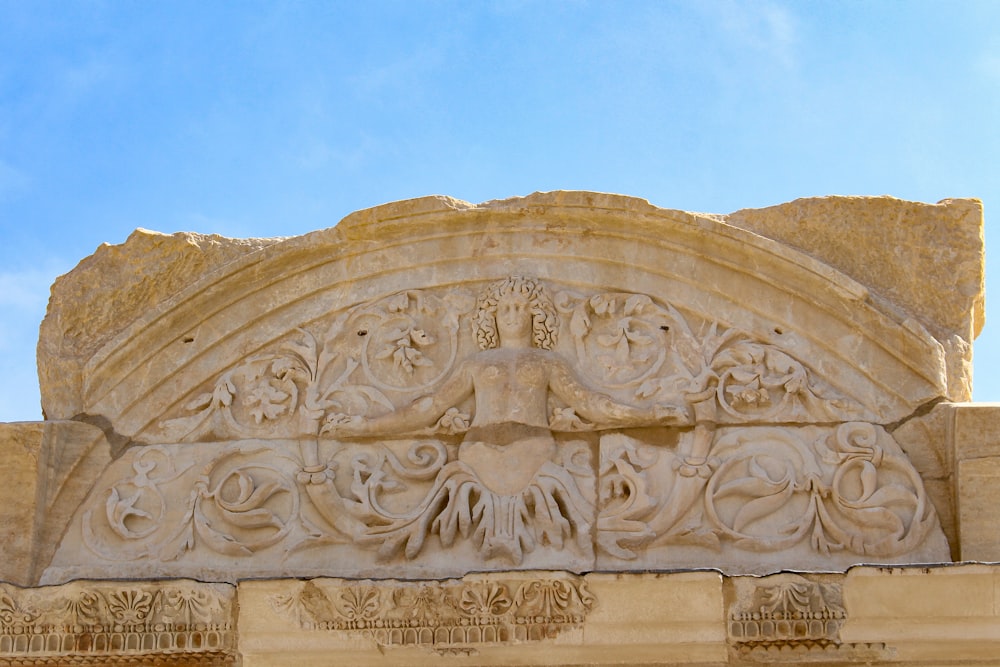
top-left (3, 192), bottom-right (997, 665)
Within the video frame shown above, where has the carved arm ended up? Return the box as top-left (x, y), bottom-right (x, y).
top-left (324, 360), bottom-right (474, 437)
top-left (549, 358), bottom-right (689, 428)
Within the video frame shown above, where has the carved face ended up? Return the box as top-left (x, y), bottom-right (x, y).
top-left (496, 292), bottom-right (533, 345)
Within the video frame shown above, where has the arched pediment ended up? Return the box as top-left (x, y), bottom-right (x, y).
top-left (47, 192), bottom-right (959, 439)
top-left (38, 192), bottom-right (980, 582)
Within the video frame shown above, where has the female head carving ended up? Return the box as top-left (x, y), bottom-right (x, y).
top-left (473, 276), bottom-right (558, 350)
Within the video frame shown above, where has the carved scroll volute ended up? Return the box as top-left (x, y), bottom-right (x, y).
top-left (156, 289), bottom-right (474, 443)
top-left (65, 276), bottom-right (946, 582)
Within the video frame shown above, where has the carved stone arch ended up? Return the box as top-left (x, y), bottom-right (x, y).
top-left (52, 193), bottom-right (951, 440)
top-left (37, 191), bottom-right (978, 583)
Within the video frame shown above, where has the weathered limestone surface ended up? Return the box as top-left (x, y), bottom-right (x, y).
top-left (952, 403), bottom-right (1000, 561)
top-left (2, 191), bottom-right (997, 665)
top-left (0, 423), bottom-right (45, 586)
top-left (0, 566), bottom-right (998, 666)
top-left (727, 196), bottom-right (984, 401)
top-left (38, 229), bottom-right (279, 422)
top-left (0, 421), bottom-right (111, 586)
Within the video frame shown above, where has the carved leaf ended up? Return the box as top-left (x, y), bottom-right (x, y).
top-left (194, 505), bottom-right (253, 557)
top-left (863, 483), bottom-right (920, 508)
top-left (623, 293), bottom-right (650, 316)
top-left (713, 464), bottom-right (789, 501)
top-left (569, 307), bottom-right (591, 338)
top-left (106, 488), bottom-right (155, 539)
top-left (184, 392), bottom-right (214, 411)
top-left (732, 484), bottom-right (794, 533)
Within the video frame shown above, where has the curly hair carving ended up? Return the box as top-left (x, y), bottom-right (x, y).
top-left (473, 276), bottom-right (558, 350)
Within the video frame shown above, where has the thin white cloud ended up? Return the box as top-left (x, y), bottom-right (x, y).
top-left (347, 46), bottom-right (446, 100)
top-left (706, 0), bottom-right (800, 70)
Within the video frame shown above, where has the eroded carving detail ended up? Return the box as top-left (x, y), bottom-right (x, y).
top-left (59, 277), bottom-right (943, 577)
top-left (83, 445), bottom-right (303, 562)
top-left (269, 575), bottom-right (595, 647)
top-left (706, 423), bottom-right (937, 556)
top-left (728, 575), bottom-right (887, 661)
top-left (599, 423), bottom-right (938, 560)
top-left (313, 277), bottom-right (686, 564)
top-left (0, 581), bottom-right (234, 664)
top-left (554, 291), bottom-right (869, 423)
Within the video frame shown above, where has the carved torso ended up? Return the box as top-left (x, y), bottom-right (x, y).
top-left (468, 348), bottom-right (556, 430)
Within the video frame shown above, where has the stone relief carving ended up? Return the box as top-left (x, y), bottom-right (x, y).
top-left (599, 423), bottom-right (940, 562)
top-left (727, 574), bottom-right (887, 661)
top-left (0, 581), bottom-right (234, 664)
top-left (48, 276), bottom-right (946, 580)
top-left (269, 575), bottom-right (595, 648)
top-left (82, 444), bottom-right (303, 563)
top-left (158, 275), bottom-right (868, 442)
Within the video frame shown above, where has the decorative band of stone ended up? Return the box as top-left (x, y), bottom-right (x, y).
top-left (0, 580), bottom-right (235, 665)
top-left (268, 574), bottom-right (595, 648)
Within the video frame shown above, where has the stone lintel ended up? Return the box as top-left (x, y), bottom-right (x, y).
top-left (0, 567), bottom-right (989, 666)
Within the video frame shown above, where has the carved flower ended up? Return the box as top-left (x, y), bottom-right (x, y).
top-left (395, 586), bottom-right (452, 624)
top-left (243, 381), bottom-right (291, 424)
top-left (337, 587), bottom-right (381, 621)
top-left (513, 580), bottom-right (593, 619)
top-left (60, 591), bottom-right (100, 626)
top-left (757, 582), bottom-right (814, 615)
top-left (376, 327), bottom-right (435, 375)
top-left (725, 375), bottom-right (770, 407)
top-left (0, 590), bottom-right (38, 625)
top-left (161, 588), bottom-right (218, 626)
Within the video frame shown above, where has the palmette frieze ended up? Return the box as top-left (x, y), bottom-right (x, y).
top-left (268, 574), bottom-right (595, 647)
top-left (727, 574), bottom-right (889, 662)
top-left (0, 580), bottom-right (234, 664)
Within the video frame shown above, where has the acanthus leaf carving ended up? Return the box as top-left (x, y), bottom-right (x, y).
top-left (703, 423), bottom-right (937, 557)
top-left (60, 277), bottom-right (945, 579)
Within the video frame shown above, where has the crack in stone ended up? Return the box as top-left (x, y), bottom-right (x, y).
top-left (884, 397), bottom-right (948, 434)
top-left (71, 413), bottom-right (149, 459)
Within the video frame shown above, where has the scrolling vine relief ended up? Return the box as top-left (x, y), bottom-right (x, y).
top-left (57, 276), bottom-right (946, 580)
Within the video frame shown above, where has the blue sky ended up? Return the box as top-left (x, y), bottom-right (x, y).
top-left (1, 0), bottom-right (998, 421)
